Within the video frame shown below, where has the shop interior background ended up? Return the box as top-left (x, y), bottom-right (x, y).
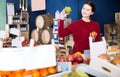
top-left (4, 0), bottom-right (120, 36)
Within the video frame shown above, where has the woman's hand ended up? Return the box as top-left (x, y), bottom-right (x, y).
top-left (60, 9), bottom-right (69, 20)
top-left (90, 31), bottom-right (97, 41)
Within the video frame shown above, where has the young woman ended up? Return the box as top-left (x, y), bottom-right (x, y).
top-left (58, 1), bottom-right (101, 54)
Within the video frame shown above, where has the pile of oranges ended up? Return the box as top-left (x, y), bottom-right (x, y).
top-left (0, 66), bottom-right (56, 77)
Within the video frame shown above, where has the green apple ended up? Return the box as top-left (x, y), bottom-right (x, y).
top-left (76, 71), bottom-right (89, 77)
top-left (62, 73), bottom-right (69, 77)
top-left (65, 6), bottom-right (72, 14)
top-left (69, 72), bottom-right (79, 77)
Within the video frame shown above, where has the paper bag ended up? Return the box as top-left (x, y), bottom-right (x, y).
top-left (89, 36), bottom-right (107, 60)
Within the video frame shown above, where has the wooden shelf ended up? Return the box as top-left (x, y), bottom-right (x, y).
top-left (8, 11), bottom-right (29, 40)
top-left (9, 24), bottom-right (29, 40)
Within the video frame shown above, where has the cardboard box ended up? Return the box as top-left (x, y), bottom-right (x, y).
top-left (89, 36), bottom-right (120, 77)
top-left (76, 64), bottom-right (109, 77)
top-left (104, 24), bottom-right (112, 42)
top-left (90, 57), bottom-right (120, 77)
top-left (104, 23), bottom-right (120, 44)
top-left (0, 45), bottom-right (56, 71)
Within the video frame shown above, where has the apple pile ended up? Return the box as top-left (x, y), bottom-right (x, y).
top-left (72, 52), bottom-right (84, 65)
top-left (22, 40), bottom-right (40, 47)
top-left (57, 52), bottom-right (85, 65)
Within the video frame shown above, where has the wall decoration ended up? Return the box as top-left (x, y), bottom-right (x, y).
top-left (31, 0), bottom-right (46, 11)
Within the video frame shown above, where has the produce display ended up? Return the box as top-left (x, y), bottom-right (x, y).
top-left (111, 54), bottom-right (120, 65)
top-left (0, 66), bottom-right (57, 77)
top-left (1, 4), bottom-right (120, 76)
top-left (98, 53), bottom-right (120, 67)
top-left (57, 51), bottom-right (90, 65)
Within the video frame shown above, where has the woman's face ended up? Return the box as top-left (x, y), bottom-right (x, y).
top-left (81, 4), bottom-right (94, 18)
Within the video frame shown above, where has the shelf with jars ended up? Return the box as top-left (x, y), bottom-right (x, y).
top-left (8, 11), bottom-right (29, 40)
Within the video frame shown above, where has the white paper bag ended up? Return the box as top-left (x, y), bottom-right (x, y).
top-left (89, 36), bottom-right (107, 60)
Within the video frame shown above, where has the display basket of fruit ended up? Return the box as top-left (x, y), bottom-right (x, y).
top-left (90, 54), bottom-right (120, 77)
top-left (107, 45), bottom-right (120, 57)
top-left (0, 45), bottom-right (56, 71)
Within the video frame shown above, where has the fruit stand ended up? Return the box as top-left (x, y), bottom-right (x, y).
top-left (89, 36), bottom-right (120, 77)
top-left (0, 45), bottom-right (57, 77)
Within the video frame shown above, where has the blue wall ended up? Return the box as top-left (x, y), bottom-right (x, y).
top-left (6, 0), bottom-right (120, 36)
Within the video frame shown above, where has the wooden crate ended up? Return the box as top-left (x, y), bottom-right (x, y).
top-left (104, 23), bottom-right (120, 43)
top-left (115, 12), bottom-right (120, 25)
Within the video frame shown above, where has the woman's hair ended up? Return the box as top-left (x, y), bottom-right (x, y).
top-left (84, 1), bottom-right (96, 12)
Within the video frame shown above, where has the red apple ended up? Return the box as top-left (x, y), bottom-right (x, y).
top-left (72, 53), bottom-right (78, 59)
top-left (57, 56), bottom-right (66, 62)
top-left (66, 55), bottom-right (73, 62)
top-left (73, 55), bottom-right (83, 63)
top-left (83, 57), bottom-right (90, 65)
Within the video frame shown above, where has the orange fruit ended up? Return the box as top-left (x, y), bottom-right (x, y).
top-left (47, 66), bottom-right (56, 75)
top-left (14, 72), bottom-right (22, 77)
top-left (8, 73), bottom-right (14, 77)
top-left (11, 70), bottom-right (25, 77)
top-left (91, 31), bottom-right (97, 37)
top-left (39, 68), bottom-right (48, 77)
top-left (2, 71), bottom-right (11, 76)
top-left (0, 71), bottom-right (5, 76)
top-left (0, 70), bottom-right (11, 77)
top-left (22, 70), bottom-right (31, 77)
top-left (31, 69), bottom-right (40, 77)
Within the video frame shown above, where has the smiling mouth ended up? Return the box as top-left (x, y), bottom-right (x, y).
top-left (82, 12), bottom-right (87, 15)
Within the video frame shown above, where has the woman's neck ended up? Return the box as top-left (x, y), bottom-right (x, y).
top-left (82, 17), bottom-right (91, 22)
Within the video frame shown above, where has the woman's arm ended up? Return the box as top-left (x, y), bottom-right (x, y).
top-left (58, 9), bottom-right (72, 37)
top-left (58, 19), bottom-right (71, 37)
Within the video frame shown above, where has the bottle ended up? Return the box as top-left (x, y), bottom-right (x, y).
top-left (55, 10), bottom-right (60, 20)
top-left (53, 20), bottom-right (58, 33)
top-left (111, 27), bottom-right (117, 43)
top-left (53, 33), bottom-right (59, 44)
